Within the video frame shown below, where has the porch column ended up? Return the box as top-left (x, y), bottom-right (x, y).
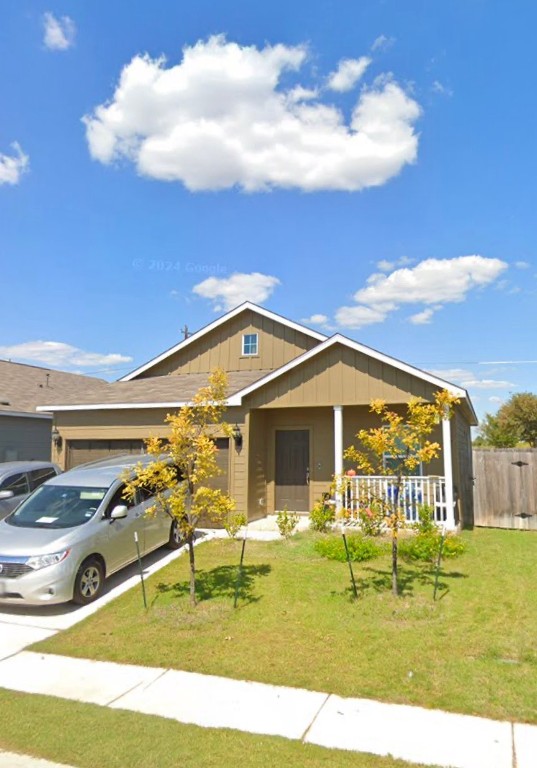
top-left (334, 405), bottom-right (343, 511)
top-left (442, 416), bottom-right (456, 530)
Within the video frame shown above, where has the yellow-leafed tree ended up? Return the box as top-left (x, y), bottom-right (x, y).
top-left (344, 390), bottom-right (459, 596)
top-left (123, 368), bottom-right (235, 606)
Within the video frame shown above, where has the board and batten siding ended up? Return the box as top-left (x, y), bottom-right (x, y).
top-left (244, 345), bottom-right (441, 410)
top-left (52, 407), bottom-right (250, 519)
top-left (134, 310), bottom-right (319, 378)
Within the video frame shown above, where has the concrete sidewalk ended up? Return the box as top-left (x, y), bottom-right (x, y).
top-left (0, 649), bottom-right (536, 768)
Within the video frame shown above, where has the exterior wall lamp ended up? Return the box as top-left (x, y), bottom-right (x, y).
top-left (232, 424), bottom-right (243, 449)
top-left (51, 427), bottom-right (63, 449)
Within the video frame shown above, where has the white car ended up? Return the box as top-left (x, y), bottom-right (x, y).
top-left (0, 454), bottom-right (182, 606)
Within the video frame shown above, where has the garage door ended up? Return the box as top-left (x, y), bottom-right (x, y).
top-left (66, 439), bottom-right (146, 470)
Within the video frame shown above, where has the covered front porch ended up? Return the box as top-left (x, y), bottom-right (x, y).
top-left (245, 403), bottom-right (457, 531)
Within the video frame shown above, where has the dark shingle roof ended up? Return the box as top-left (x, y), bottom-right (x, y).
top-left (36, 370), bottom-right (269, 409)
top-left (0, 360), bottom-right (108, 415)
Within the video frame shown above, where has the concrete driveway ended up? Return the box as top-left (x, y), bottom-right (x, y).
top-left (0, 541), bottom-right (193, 660)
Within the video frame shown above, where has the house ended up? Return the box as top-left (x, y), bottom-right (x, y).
top-left (0, 360), bottom-right (108, 462)
top-left (37, 303), bottom-right (477, 528)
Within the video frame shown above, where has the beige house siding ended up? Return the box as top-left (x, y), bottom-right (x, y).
top-left (244, 345), bottom-right (439, 409)
top-left (134, 310), bottom-right (319, 378)
top-left (52, 407), bottom-right (250, 517)
top-left (452, 409), bottom-right (474, 526)
top-left (247, 409), bottom-right (268, 521)
top-left (258, 407), bottom-right (334, 513)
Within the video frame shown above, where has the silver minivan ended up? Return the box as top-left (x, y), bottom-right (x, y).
top-left (0, 454), bottom-right (182, 606)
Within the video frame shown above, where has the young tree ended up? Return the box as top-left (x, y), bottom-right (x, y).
top-left (343, 390), bottom-right (459, 596)
top-left (123, 368), bottom-right (235, 606)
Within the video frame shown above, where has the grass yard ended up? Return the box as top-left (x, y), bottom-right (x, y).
top-left (34, 528), bottom-right (537, 724)
top-left (0, 689), bottom-right (434, 768)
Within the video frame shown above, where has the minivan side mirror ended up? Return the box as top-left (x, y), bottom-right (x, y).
top-left (110, 505), bottom-right (128, 520)
top-left (0, 490), bottom-right (14, 500)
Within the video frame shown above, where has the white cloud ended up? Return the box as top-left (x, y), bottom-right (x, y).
top-left (335, 255), bottom-right (507, 329)
top-left (409, 307), bottom-right (436, 325)
top-left (43, 12), bottom-right (76, 51)
top-left (0, 341), bottom-right (132, 369)
top-left (326, 57), bottom-right (371, 92)
top-left (432, 80), bottom-right (453, 97)
top-left (371, 35), bottom-right (395, 52)
top-left (193, 272), bottom-right (280, 311)
top-left (515, 261), bottom-right (530, 269)
top-left (0, 143), bottom-right (29, 185)
top-left (427, 368), bottom-right (516, 390)
top-left (376, 255), bottom-right (412, 272)
top-left (83, 35), bottom-right (421, 192)
top-left (302, 314), bottom-right (329, 325)
top-left (335, 304), bottom-right (388, 329)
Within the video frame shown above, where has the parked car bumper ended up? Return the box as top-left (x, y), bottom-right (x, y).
top-left (0, 558), bottom-right (76, 606)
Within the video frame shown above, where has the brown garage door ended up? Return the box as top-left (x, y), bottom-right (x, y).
top-left (66, 439), bottom-right (146, 470)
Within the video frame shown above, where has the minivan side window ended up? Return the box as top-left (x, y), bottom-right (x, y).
top-left (28, 467), bottom-right (57, 491)
top-left (0, 472), bottom-right (29, 496)
top-left (104, 484), bottom-right (135, 518)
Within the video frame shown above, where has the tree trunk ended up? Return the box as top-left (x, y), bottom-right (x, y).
top-left (392, 527), bottom-right (398, 596)
top-left (188, 536), bottom-right (196, 606)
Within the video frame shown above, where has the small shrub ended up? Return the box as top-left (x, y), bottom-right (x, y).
top-left (400, 531), bottom-right (466, 563)
top-left (310, 499), bottom-right (335, 532)
top-left (224, 512), bottom-right (247, 539)
top-left (413, 504), bottom-right (437, 534)
top-left (357, 501), bottom-right (385, 536)
top-left (276, 506), bottom-right (299, 539)
top-left (315, 534), bottom-right (385, 562)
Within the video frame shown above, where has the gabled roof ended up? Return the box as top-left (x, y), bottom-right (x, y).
top-left (36, 370), bottom-right (266, 412)
top-left (119, 302), bottom-right (327, 382)
top-left (0, 359), bottom-right (108, 418)
top-left (226, 333), bottom-right (478, 423)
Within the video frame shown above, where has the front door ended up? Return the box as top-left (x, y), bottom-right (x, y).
top-left (275, 429), bottom-right (310, 512)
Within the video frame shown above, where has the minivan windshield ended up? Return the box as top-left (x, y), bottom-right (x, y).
top-left (6, 485), bottom-right (108, 529)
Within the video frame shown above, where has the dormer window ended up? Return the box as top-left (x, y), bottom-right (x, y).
top-left (242, 333), bottom-right (258, 356)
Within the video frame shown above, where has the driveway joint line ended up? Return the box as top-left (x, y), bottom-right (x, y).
top-left (104, 667), bottom-right (170, 707)
top-left (299, 691), bottom-right (331, 742)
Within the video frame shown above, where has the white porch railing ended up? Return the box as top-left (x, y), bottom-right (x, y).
top-left (343, 475), bottom-right (449, 524)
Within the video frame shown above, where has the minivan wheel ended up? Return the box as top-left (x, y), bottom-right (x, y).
top-left (167, 519), bottom-right (183, 550)
top-left (72, 558), bottom-right (104, 605)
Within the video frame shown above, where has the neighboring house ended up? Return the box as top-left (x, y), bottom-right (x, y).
top-left (0, 360), bottom-right (107, 462)
top-left (38, 303), bottom-right (477, 528)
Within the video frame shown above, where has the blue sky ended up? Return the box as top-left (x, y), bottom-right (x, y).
top-left (1, 0), bottom-right (536, 421)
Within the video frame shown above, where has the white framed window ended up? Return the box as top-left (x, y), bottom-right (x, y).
top-left (382, 432), bottom-right (422, 475)
top-left (242, 333), bottom-right (258, 356)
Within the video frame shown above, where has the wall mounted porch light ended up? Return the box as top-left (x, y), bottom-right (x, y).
top-left (51, 427), bottom-right (63, 449)
top-left (232, 424), bottom-right (243, 449)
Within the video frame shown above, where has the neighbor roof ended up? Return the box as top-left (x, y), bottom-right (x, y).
top-left (36, 370), bottom-right (267, 412)
top-left (0, 360), bottom-right (108, 418)
top-left (119, 301), bottom-right (327, 382)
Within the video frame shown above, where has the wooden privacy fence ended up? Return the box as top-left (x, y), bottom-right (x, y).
top-left (472, 449), bottom-right (537, 530)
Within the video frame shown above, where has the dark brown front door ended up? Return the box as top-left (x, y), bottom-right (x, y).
top-left (275, 429), bottom-right (310, 512)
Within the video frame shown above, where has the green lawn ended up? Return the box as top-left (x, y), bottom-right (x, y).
top-left (34, 528), bottom-right (537, 723)
top-left (0, 689), bottom-right (435, 768)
